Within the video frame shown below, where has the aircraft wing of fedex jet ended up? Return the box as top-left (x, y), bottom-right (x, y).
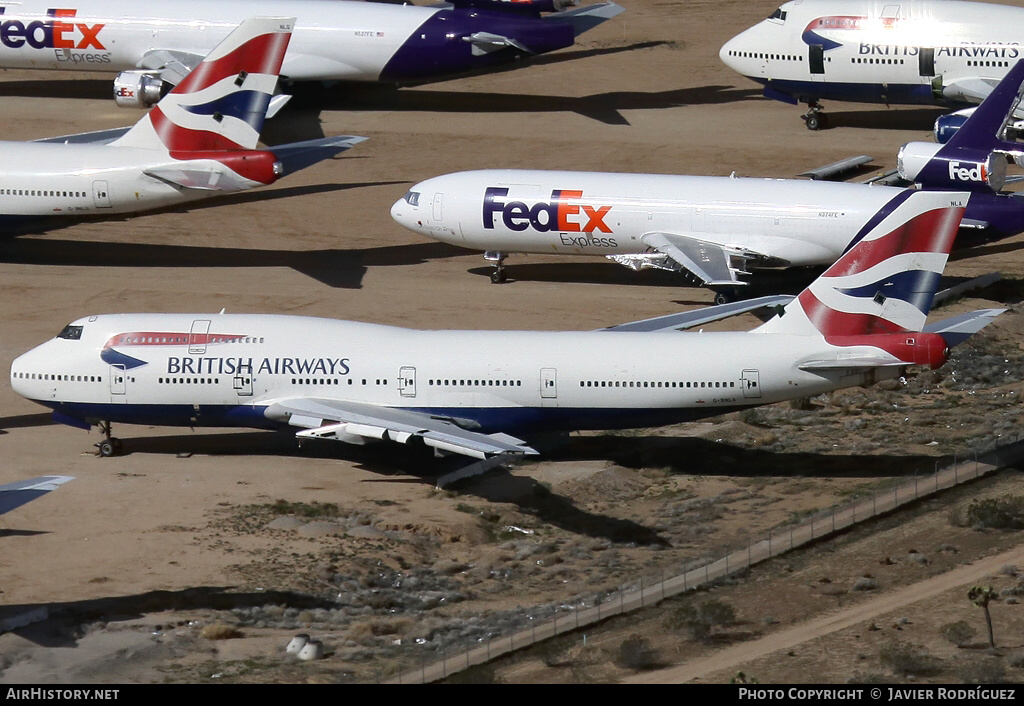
top-left (10, 191), bottom-right (1005, 468)
top-left (719, 0), bottom-right (1024, 130)
top-left (0, 0), bottom-right (622, 114)
top-left (0, 17), bottom-right (366, 231)
top-left (0, 476), bottom-right (73, 516)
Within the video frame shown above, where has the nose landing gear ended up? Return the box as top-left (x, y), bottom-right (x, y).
top-left (484, 251), bottom-right (508, 284)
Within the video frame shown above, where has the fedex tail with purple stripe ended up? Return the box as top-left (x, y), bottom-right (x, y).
top-left (754, 190), bottom-right (992, 369)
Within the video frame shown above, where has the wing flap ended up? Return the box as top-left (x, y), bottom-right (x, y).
top-left (268, 398), bottom-right (537, 460)
top-left (639, 232), bottom-right (757, 286)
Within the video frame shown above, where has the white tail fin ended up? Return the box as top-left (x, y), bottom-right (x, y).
top-left (755, 190), bottom-right (968, 338)
top-left (111, 17), bottom-right (295, 153)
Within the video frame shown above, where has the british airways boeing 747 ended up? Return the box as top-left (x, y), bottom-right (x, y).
top-left (11, 191), bottom-right (1001, 463)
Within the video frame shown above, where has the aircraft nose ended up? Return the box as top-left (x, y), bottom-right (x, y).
top-left (719, 33), bottom-right (743, 73)
top-left (390, 196), bottom-right (419, 233)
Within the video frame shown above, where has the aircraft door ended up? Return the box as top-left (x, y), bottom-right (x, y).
top-left (188, 320), bottom-right (211, 354)
top-left (540, 367), bottom-right (557, 405)
top-left (741, 369), bottom-right (761, 399)
top-left (918, 48), bottom-right (935, 77)
top-left (399, 366), bottom-right (417, 397)
top-left (808, 45), bottom-right (825, 76)
top-left (233, 375), bottom-right (253, 397)
top-left (93, 180), bottom-right (112, 208)
top-left (110, 364), bottom-right (126, 401)
top-left (432, 192), bottom-right (443, 221)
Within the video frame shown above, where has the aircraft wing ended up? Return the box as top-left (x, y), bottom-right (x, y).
top-left (941, 77), bottom-right (999, 104)
top-left (610, 231), bottom-right (760, 286)
top-left (549, 2), bottom-right (625, 37)
top-left (33, 127), bottom-right (132, 145)
top-left (0, 476), bottom-right (73, 515)
top-left (923, 308), bottom-right (1006, 347)
top-left (271, 136), bottom-right (367, 175)
top-left (264, 398), bottom-right (539, 460)
top-left (600, 295), bottom-right (793, 332)
top-left (137, 49), bottom-right (204, 85)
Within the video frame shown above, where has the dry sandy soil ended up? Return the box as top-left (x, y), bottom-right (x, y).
top-left (2, 0), bottom-right (1024, 685)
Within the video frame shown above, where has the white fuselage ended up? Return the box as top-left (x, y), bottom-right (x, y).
top-left (10, 313), bottom-right (898, 437)
top-left (721, 0), bottom-right (1024, 106)
top-left (390, 169), bottom-right (904, 267)
top-left (0, 141), bottom-right (255, 219)
top-left (0, 0), bottom-right (431, 81)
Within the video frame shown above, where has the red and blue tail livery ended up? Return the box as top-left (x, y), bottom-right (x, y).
top-left (0, 17), bottom-right (365, 232)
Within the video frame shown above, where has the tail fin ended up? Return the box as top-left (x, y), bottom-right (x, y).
top-left (111, 17), bottom-right (295, 153)
top-left (755, 190), bottom-right (968, 337)
top-left (943, 59), bottom-right (1024, 153)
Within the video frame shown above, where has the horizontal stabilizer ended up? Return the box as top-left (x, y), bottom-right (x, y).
top-left (271, 135), bottom-right (367, 175)
top-left (464, 31), bottom-right (529, 56)
top-left (942, 76), bottom-right (999, 104)
top-left (602, 295), bottom-right (793, 332)
top-left (547, 2), bottom-right (624, 36)
top-left (0, 475), bottom-right (74, 515)
top-left (798, 357), bottom-right (909, 371)
top-left (922, 308), bottom-right (1005, 347)
top-left (34, 127), bottom-right (132, 145)
top-left (143, 165), bottom-right (256, 191)
top-left (799, 155), bottom-right (874, 181)
top-left (267, 398), bottom-right (537, 460)
top-left (137, 49), bottom-right (204, 85)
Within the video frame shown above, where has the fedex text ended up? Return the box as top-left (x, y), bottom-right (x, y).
top-left (948, 160), bottom-right (986, 182)
top-left (0, 9), bottom-right (105, 50)
top-left (483, 187), bottom-right (613, 234)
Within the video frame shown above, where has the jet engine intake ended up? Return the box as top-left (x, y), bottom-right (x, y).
top-left (113, 71), bottom-right (170, 109)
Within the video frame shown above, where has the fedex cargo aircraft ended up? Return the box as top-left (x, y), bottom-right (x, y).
top-left (393, 58), bottom-right (1024, 298)
top-left (720, 0), bottom-right (1024, 131)
top-left (0, 0), bottom-right (623, 111)
top-left (11, 191), bottom-right (1002, 462)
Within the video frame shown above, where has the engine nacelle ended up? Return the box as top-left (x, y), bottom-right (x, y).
top-left (113, 70), bottom-right (169, 109)
top-left (446, 0), bottom-right (579, 14)
top-left (898, 141), bottom-right (1006, 192)
top-left (933, 111), bottom-right (972, 144)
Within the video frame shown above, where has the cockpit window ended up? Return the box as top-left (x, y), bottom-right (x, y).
top-left (56, 324), bottom-right (83, 340)
top-left (404, 191), bottom-right (420, 207)
top-left (767, 7), bottom-right (787, 22)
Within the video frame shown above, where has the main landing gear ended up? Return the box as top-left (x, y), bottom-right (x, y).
top-left (712, 288), bottom-right (741, 306)
top-left (801, 101), bottom-right (829, 131)
top-left (95, 421), bottom-right (123, 458)
top-left (484, 251), bottom-right (508, 284)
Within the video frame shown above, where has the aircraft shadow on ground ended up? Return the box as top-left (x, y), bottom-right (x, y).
top-left (0, 78), bottom-right (110, 101)
top-left (3, 588), bottom-right (337, 648)
top-left (825, 107), bottom-right (947, 131)
top-left (81, 429), bottom-right (668, 544)
top-left (292, 82), bottom-right (762, 126)
top-left (0, 412), bottom-right (53, 431)
top-left (549, 434), bottom-right (948, 479)
top-left (0, 236), bottom-right (465, 289)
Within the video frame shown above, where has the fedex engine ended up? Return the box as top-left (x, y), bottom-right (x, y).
top-left (113, 71), bottom-right (170, 109)
top-left (897, 141), bottom-right (1007, 192)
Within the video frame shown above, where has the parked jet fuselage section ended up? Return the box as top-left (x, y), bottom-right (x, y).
top-left (720, 0), bottom-right (1024, 129)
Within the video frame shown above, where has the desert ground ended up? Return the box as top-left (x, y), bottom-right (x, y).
top-left (3, 0), bottom-right (1024, 684)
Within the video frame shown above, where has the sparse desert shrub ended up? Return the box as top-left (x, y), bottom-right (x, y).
top-left (953, 496), bottom-right (1024, 530)
top-left (852, 577), bottom-right (878, 592)
top-left (941, 620), bottom-right (976, 648)
top-left (957, 657), bottom-right (1006, 684)
top-left (616, 634), bottom-right (659, 670)
top-left (666, 599), bottom-right (736, 641)
top-left (200, 623), bottom-right (243, 640)
top-left (879, 641), bottom-right (941, 676)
